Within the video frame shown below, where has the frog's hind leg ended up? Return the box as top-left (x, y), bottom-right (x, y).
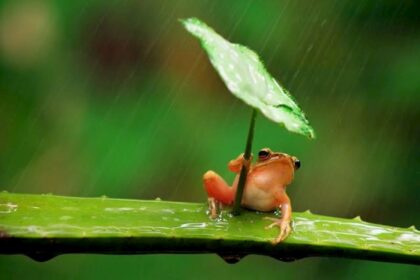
top-left (203, 171), bottom-right (235, 205)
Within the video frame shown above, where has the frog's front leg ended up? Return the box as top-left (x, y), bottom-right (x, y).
top-left (203, 171), bottom-right (235, 218)
top-left (228, 153), bottom-right (252, 173)
top-left (265, 193), bottom-right (292, 244)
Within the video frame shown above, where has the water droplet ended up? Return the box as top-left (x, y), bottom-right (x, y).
top-left (179, 222), bottom-right (207, 229)
top-left (161, 209), bottom-right (175, 215)
top-left (271, 255), bottom-right (299, 262)
top-left (0, 203), bottom-right (18, 213)
top-left (217, 253), bottom-right (246, 264)
top-left (26, 252), bottom-right (57, 262)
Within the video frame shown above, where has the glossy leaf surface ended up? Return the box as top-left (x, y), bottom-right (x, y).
top-left (181, 18), bottom-right (315, 138)
top-left (1, 193), bottom-right (419, 264)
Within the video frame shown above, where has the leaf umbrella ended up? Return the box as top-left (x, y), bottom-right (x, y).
top-left (181, 18), bottom-right (315, 214)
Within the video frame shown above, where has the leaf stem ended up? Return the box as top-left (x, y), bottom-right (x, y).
top-left (232, 108), bottom-right (257, 215)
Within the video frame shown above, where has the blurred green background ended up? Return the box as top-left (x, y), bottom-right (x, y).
top-left (0, 0), bottom-right (419, 278)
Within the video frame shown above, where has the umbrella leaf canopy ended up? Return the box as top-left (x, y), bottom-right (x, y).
top-left (181, 18), bottom-right (315, 139)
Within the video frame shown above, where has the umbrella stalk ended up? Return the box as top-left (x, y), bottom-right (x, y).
top-left (232, 108), bottom-right (257, 215)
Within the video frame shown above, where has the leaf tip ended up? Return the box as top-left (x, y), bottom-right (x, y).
top-left (178, 17), bottom-right (197, 25)
top-left (179, 17), bottom-right (207, 32)
top-left (179, 17), bottom-right (217, 47)
top-left (305, 127), bottom-right (316, 139)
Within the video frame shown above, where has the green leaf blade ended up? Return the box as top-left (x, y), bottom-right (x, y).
top-left (181, 17), bottom-right (315, 138)
top-left (1, 192), bottom-right (419, 264)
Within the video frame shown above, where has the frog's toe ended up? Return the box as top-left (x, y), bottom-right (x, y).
top-left (263, 217), bottom-right (291, 244)
top-left (207, 197), bottom-right (219, 219)
top-left (263, 217), bottom-right (279, 229)
top-left (274, 222), bottom-right (291, 244)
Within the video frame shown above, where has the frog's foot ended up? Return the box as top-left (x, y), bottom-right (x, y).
top-left (242, 157), bottom-right (252, 170)
top-left (264, 217), bottom-right (291, 244)
top-left (207, 197), bottom-right (220, 219)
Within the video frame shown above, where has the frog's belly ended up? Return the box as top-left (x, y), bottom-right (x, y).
top-left (241, 185), bottom-right (277, 212)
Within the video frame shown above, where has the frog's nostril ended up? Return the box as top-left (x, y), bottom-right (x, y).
top-left (294, 160), bottom-right (301, 169)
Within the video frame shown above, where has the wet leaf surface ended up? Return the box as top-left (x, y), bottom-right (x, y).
top-left (0, 192), bottom-right (418, 264)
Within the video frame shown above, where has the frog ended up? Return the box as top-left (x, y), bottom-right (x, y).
top-left (203, 148), bottom-right (300, 243)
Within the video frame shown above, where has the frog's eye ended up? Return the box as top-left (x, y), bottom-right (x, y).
top-left (294, 159), bottom-right (301, 169)
top-left (258, 149), bottom-right (270, 160)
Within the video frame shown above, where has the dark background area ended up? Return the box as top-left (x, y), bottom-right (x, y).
top-left (0, 0), bottom-right (419, 278)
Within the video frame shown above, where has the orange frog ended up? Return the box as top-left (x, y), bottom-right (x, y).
top-left (203, 148), bottom-right (300, 243)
